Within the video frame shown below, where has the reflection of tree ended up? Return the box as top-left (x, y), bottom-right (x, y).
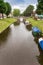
top-left (34, 37), bottom-right (39, 44)
top-left (14, 20), bottom-right (20, 26)
top-left (34, 37), bottom-right (43, 65)
top-left (26, 24), bottom-right (32, 31)
top-left (0, 27), bottom-right (11, 45)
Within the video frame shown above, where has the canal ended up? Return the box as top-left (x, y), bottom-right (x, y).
top-left (0, 22), bottom-right (43, 65)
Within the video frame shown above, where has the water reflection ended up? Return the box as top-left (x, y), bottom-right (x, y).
top-left (0, 22), bottom-right (43, 65)
top-left (14, 20), bottom-right (20, 26)
top-left (0, 27), bottom-right (11, 44)
top-left (26, 25), bottom-right (32, 31)
top-left (34, 37), bottom-right (39, 44)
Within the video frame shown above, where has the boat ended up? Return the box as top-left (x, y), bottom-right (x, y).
top-left (19, 17), bottom-right (24, 22)
top-left (24, 21), bottom-right (29, 25)
top-left (32, 27), bottom-right (41, 37)
top-left (39, 37), bottom-right (43, 50)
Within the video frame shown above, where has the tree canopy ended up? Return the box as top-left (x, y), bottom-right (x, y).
top-left (0, 0), bottom-right (4, 2)
top-left (38, 0), bottom-right (43, 2)
top-left (0, 0), bottom-right (11, 18)
top-left (5, 2), bottom-right (11, 16)
top-left (36, 0), bottom-right (43, 14)
top-left (13, 9), bottom-right (20, 16)
top-left (0, 0), bottom-right (6, 14)
top-left (23, 5), bottom-right (34, 16)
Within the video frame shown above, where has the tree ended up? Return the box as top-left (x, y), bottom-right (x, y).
top-left (0, 0), bottom-right (4, 2)
top-left (36, 0), bottom-right (43, 14)
top-left (0, 0), bottom-right (6, 18)
top-left (23, 5), bottom-right (34, 16)
top-left (13, 9), bottom-right (20, 16)
top-left (38, 0), bottom-right (43, 2)
top-left (5, 2), bottom-right (11, 17)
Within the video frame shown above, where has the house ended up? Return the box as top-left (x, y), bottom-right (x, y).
top-left (0, 13), bottom-right (2, 19)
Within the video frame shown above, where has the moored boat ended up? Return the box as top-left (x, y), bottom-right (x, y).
top-left (32, 27), bottom-right (41, 37)
top-left (39, 37), bottom-right (43, 50)
top-left (19, 17), bottom-right (24, 22)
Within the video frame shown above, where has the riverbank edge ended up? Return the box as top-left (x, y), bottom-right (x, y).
top-left (26, 17), bottom-right (43, 36)
top-left (26, 18), bottom-right (43, 31)
top-left (0, 18), bottom-right (17, 34)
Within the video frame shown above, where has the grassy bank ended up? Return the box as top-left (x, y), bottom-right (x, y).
top-left (0, 18), bottom-right (16, 33)
top-left (27, 18), bottom-right (43, 32)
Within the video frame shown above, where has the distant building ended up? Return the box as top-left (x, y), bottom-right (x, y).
top-left (32, 11), bottom-right (43, 20)
top-left (8, 13), bottom-right (13, 18)
top-left (37, 15), bottom-right (43, 19)
top-left (0, 13), bottom-right (7, 19)
top-left (0, 13), bottom-right (2, 19)
top-left (31, 11), bottom-right (36, 17)
top-left (4, 14), bottom-right (7, 18)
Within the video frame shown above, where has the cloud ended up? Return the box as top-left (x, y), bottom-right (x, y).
top-left (5, 0), bottom-right (37, 5)
top-left (5, 0), bottom-right (25, 5)
top-left (4, 0), bottom-right (37, 13)
top-left (12, 4), bottom-right (37, 13)
top-left (12, 4), bottom-right (28, 13)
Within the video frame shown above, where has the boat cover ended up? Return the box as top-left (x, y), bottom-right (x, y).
top-left (32, 27), bottom-right (41, 33)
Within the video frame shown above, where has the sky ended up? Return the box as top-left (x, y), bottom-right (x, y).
top-left (4, 0), bottom-right (37, 13)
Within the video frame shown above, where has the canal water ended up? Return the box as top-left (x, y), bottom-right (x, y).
top-left (0, 22), bottom-right (43, 65)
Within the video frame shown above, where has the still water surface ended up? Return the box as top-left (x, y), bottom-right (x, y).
top-left (0, 22), bottom-right (43, 65)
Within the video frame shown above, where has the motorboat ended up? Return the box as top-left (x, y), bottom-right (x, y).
top-left (32, 27), bottom-right (41, 37)
top-left (39, 37), bottom-right (43, 50)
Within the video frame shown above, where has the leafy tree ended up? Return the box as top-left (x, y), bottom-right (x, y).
top-left (5, 2), bottom-right (11, 17)
top-left (23, 5), bottom-right (34, 16)
top-left (0, 0), bottom-right (4, 2)
top-left (36, 0), bottom-right (43, 14)
top-left (13, 9), bottom-right (20, 16)
top-left (0, 0), bottom-right (6, 18)
top-left (38, 0), bottom-right (43, 2)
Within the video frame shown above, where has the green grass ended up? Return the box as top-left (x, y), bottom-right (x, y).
top-left (0, 18), bottom-right (17, 33)
top-left (27, 17), bottom-right (43, 32)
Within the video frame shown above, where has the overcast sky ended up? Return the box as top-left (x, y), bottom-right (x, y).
top-left (4, 0), bottom-right (37, 13)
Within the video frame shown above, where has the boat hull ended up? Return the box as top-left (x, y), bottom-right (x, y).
top-left (39, 38), bottom-right (43, 50)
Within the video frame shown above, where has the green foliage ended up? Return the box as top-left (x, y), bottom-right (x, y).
top-left (27, 18), bottom-right (43, 32)
top-left (36, 0), bottom-right (43, 14)
top-left (0, 0), bottom-right (4, 2)
top-left (13, 9), bottom-right (20, 16)
top-left (0, 0), bottom-right (11, 18)
top-left (23, 5), bottom-right (34, 16)
top-left (5, 2), bottom-right (11, 16)
top-left (0, 18), bottom-right (16, 33)
top-left (0, 2), bottom-right (6, 13)
top-left (38, 0), bottom-right (43, 3)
